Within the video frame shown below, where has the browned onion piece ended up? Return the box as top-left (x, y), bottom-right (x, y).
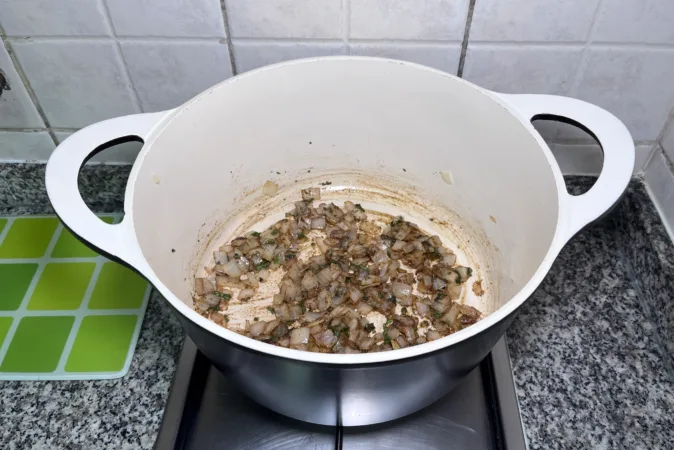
top-left (250, 321), bottom-right (266, 337)
top-left (290, 327), bottom-right (310, 345)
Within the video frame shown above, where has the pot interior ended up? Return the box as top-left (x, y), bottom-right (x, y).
top-left (130, 57), bottom-right (560, 329)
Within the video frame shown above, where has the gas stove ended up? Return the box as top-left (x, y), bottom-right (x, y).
top-left (155, 338), bottom-right (526, 449)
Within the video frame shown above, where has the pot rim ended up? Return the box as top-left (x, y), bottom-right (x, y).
top-left (122, 56), bottom-right (572, 365)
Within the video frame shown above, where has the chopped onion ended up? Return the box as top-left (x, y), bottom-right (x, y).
top-left (391, 281), bottom-right (412, 298)
top-left (357, 303), bottom-right (373, 315)
top-left (415, 302), bottom-right (430, 317)
top-left (316, 267), bottom-right (334, 286)
top-left (303, 311), bottom-right (323, 323)
top-left (290, 327), bottom-right (310, 345)
top-left (264, 319), bottom-right (279, 334)
top-left (301, 272), bottom-right (319, 291)
top-left (213, 251), bottom-right (229, 264)
top-left (195, 278), bottom-right (215, 296)
top-left (310, 217), bottom-right (326, 230)
top-left (432, 277), bottom-right (447, 291)
top-left (426, 330), bottom-right (442, 341)
top-left (196, 187), bottom-right (481, 355)
top-left (219, 260), bottom-right (242, 278)
top-left (250, 321), bottom-right (266, 337)
top-left (239, 289), bottom-right (255, 301)
top-left (289, 305), bottom-right (303, 320)
top-left (348, 286), bottom-right (363, 303)
top-left (315, 330), bottom-right (337, 348)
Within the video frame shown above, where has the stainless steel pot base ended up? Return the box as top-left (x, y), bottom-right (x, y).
top-left (155, 337), bottom-right (526, 450)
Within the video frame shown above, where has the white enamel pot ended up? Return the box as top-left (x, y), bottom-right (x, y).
top-left (46, 57), bottom-right (634, 426)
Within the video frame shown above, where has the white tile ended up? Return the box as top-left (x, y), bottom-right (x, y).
top-left (556, 121), bottom-right (597, 143)
top-left (0, 43), bottom-right (44, 128)
top-left (11, 40), bottom-right (139, 128)
top-left (635, 143), bottom-right (656, 174)
top-left (593, 0), bottom-right (674, 44)
top-left (552, 142), bottom-right (654, 176)
top-left (226, 0), bottom-right (342, 39)
top-left (0, 131), bottom-right (54, 162)
top-left (349, 43), bottom-right (461, 73)
top-left (233, 41), bottom-right (345, 73)
top-left (661, 114), bottom-right (674, 164)
top-left (462, 46), bottom-right (582, 94)
top-left (575, 48), bottom-right (674, 141)
top-left (121, 41), bottom-right (233, 112)
top-left (350, 0), bottom-right (468, 41)
top-left (551, 143), bottom-right (604, 175)
top-left (55, 131), bottom-right (142, 163)
top-left (106, 0), bottom-right (225, 37)
top-left (644, 149), bottom-right (674, 241)
top-left (0, 0), bottom-right (109, 36)
top-left (470, 0), bottom-right (599, 42)
top-left (532, 120), bottom-right (558, 145)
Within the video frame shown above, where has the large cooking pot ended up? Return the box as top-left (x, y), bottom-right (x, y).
top-left (46, 57), bottom-right (634, 426)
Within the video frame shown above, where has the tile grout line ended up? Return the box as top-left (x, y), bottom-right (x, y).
top-left (54, 213), bottom-right (122, 373)
top-left (456, 0), bottom-right (477, 77)
top-left (219, 0), bottom-right (238, 75)
top-left (0, 219), bottom-right (62, 367)
top-left (342, 0), bottom-right (351, 53)
top-left (0, 25), bottom-right (59, 145)
top-left (566, 0), bottom-right (605, 98)
top-left (98, 0), bottom-right (144, 114)
top-left (0, 216), bottom-right (13, 246)
top-left (613, 226), bottom-right (674, 382)
top-left (549, 0), bottom-right (605, 145)
top-left (53, 253), bottom-right (107, 372)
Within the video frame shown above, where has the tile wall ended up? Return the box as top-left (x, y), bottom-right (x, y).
top-left (0, 0), bottom-right (673, 199)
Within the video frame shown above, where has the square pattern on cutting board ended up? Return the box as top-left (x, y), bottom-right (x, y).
top-left (0, 215), bottom-right (151, 380)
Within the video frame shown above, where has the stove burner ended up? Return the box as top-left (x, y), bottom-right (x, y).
top-left (155, 338), bottom-right (525, 450)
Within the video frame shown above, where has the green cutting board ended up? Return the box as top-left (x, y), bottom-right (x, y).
top-left (0, 215), bottom-right (150, 380)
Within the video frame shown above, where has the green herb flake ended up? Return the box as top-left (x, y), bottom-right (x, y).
top-left (355, 203), bottom-right (365, 211)
top-left (285, 253), bottom-right (297, 261)
top-left (267, 306), bottom-right (276, 313)
top-left (401, 307), bottom-right (408, 315)
top-left (251, 231), bottom-right (261, 237)
top-left (433, 311), bottom-right (442, 319)
top-left (215, 292), bottom-right (232, 300)
top-left (253, 317), bottom-right (259, 322)
top-left (271, 229), bottom-right (280, 236)
top-left (254, 261), bottom-right (271, 271)
top-left (365, 323), bottom-right (375, 333)
top-left (297, 232), bottom-right (306, 239)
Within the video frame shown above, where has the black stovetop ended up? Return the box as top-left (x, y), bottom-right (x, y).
top-left (154, 338), bottom-right (526, 450)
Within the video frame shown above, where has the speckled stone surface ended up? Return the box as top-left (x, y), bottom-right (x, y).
top-left (0, 292), bottom-right (184, 450)
top-left (2, 165), bottom-right (674, 450)
top-left (0, 163), bottom-right (185, 450)
top-left (507, 177), bottom-right (674, 450)
top-left (0, 163), bottom-right (131, 214)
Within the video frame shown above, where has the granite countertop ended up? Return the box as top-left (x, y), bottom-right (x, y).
top-left (1, 164), bottom-right (673, 449)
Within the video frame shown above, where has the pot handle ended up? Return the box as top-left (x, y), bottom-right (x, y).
top-left (499, 94), bottom-right (635, 241)
top-left (45, 111), bottom-right (171, 269)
